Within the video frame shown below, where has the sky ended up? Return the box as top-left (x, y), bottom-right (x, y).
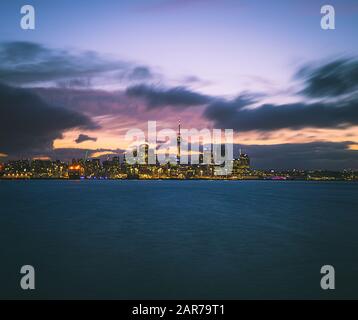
top-left (0, 0), bottom-right (358, 169)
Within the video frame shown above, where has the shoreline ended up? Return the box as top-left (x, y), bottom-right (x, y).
top-left (1, 177), bottom-right (357, 182)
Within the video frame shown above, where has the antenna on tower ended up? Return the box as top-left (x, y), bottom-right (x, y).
top-left (177, 119), bottom-right (181, 165)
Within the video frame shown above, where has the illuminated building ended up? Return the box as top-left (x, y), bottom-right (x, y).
top-left (230, 149), bottom-right (251, 178)
top-left (68, 164), bottom-right (83, 180)
top-left (238, 149), bottom-right (250, 169)
top-left (0, 154), bottom-right (356, 181)
top-left (0, 163), bottom-right (5, 176)
top-left (102, 156), bottom-right (124, 179)
top-left (139, 143), bottom-right (149, 165)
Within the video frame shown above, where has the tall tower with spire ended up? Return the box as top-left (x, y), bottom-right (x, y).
top-left (177, 120), bottom-right (181, 165)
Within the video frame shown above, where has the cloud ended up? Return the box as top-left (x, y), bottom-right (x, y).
top-left (204, 98), bottom-right (358, 131)
top-left (127, 67), bottom-right (153, 81)
top-left (0, 83), bottom-right (98, 156)
top-left (75, 134), bottom-right (98, 144)
top-left (0, 41), bottom-right (155, 87)
top-left (204, 58), bottom-right (358, 132)
top-left (2, 147), bottom-right (124, 162)
top-left (56, 78), bottom-right (92, 89)
top-left (126, 84), bottom-right (213, 109)
top-left (297, 58), bottom-right (358, 98)
top-left (48, 148), bottom-right (124, 161)
top-left (2, 42), bottom-right (357, 170)
top-left (33, 87), bottom-right (211, 138)
top-left (122, 57), bottom-right (358, 133)
top-left (238, 141), bottom-right (358, 170)
top-left (34, 87), bottom-right (128, 116)
top-left (183, 76), bottom-right (202, 84)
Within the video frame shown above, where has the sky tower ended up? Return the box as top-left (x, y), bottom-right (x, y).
top-left (177, 120), bottom-right (181, 165)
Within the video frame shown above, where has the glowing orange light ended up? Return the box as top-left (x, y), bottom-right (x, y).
top-left (348, 144), bottom-right (358, 151)
top-left (69, 165), bottom-right (81, 170)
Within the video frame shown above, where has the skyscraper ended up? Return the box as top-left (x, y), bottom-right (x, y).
top-left (177, 120), bottom-right (181, 165)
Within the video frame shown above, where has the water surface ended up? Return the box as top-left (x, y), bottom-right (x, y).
top-left (0, 180), bottom-right (357, 299)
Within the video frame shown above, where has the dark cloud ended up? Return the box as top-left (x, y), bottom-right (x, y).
top-left (75, 134), bottom-right (98, 144)
top-left (33, 87), bottom-right (131, 117)
top-left (127, 67), bottom-right (153, 81)
top-left (56, 78), bottom-right (92, 89)
top-left (237, 142), bottom-right (358, 170)
top-left (204, 96), bottom-right (358, 131)
top-left (46, 148), bottom-right (124, 161)
top-left (1, 43), bottom-right (357, 170)
top-left (123, 57), bottom-right (358, 132)
top-left (204, 58), bottom-right (358, 131)
top-left (297, 58), bottom-right (358, 98)
top-left (0, 83), bottom-right (98, 156)
top-left (184, 76), bottom-right (202, 83)
top-left (0, 41), bottom-right (154, 86)
top-left (3, 148), bottom-right (124, 162)
top-left (126, 84), bottom-right (213, 109)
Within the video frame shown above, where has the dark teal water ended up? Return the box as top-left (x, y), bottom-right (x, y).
top-left (0, 180), bottom-right (357, 299)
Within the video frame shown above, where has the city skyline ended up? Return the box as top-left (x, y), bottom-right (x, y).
top-left (1, 152), bottom-right (356, 181)
top-left (1, 1), bottom-right (358, 302)
top-left (1, 0), bottom-right (358, 169)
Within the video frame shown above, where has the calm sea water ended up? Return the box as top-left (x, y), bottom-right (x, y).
top-left (0, 180), bottom-right (357, 299)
